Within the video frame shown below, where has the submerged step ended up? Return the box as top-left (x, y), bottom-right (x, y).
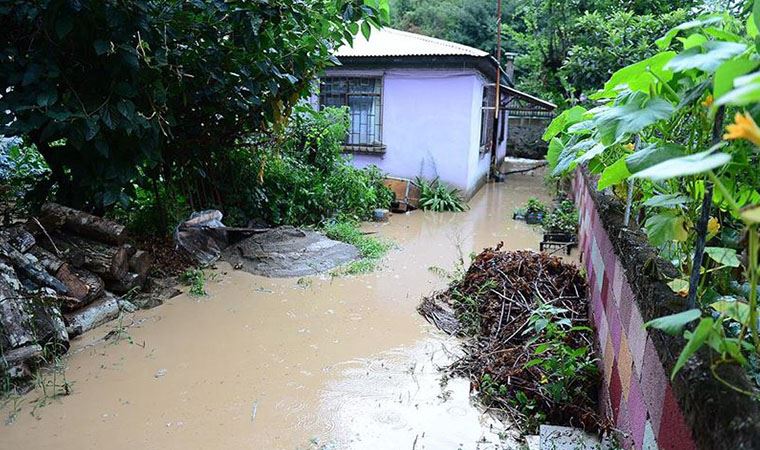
top-left (539, 425), bottom-right (603, 450)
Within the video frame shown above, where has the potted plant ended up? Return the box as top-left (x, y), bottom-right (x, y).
top-left (513, 197), bottom-right (548, 224)
top-left (542, 200), bottom-right (578, 243)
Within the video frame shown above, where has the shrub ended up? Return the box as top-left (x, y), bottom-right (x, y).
top-left (416, 177), bottom-right (467, 212)
top-left (525, 197), bottom-right (548, 215)
top-left (543, 200), bottom-right (578, 235)
top-left (0, 138), bottom-right (50, 222)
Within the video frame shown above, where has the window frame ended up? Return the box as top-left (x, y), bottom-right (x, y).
top-left (479, 84), bottom-right (496, 155)
top-left (319, 75), bottom-right (385, 153)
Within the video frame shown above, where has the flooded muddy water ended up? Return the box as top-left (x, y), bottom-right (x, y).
top-left (2, 174), bottom-right (554, 449)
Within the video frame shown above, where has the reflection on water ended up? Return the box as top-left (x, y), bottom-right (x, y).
top-left (1, 173), bottom-right (553, 449)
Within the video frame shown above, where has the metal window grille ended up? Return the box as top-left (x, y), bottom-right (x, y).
top-left (319, 77), bottom-right (383, 149)
top-left (480, 85), bottom-right (496, 151)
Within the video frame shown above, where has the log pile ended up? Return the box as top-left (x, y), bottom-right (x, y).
top-left (0, 203), bottom-right (155, 386)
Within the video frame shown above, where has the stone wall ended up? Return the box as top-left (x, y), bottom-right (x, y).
top-left (572, 169), bottom-right (760, 450)
top-left (506, 116), bottom-right (550, 160)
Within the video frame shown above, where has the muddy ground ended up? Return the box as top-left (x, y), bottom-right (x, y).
top-left (1, 173), bottom-right (556, 449)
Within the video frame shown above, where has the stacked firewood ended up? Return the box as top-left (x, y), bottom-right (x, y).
top-left (0, 203), bottom-right (153, 382)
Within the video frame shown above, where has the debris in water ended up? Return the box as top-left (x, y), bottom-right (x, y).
top-left (222, 226), bottom-right (360, 278)
top-left (418, 244), bottom-right (606, 433)
top-left (154, 368), bottom-right (168, 379)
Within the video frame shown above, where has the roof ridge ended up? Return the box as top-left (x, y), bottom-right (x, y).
top-left (383, 27), bottom-right (486, 54)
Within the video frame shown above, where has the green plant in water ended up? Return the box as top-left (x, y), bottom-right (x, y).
top-left (416, 177), bottom-right (467, 212)
top-left (180, 268), bottom-right (207, 296)
top-left (323, 220), bottom-right (392, 276)
top-left (543, 200), bottom-right (579, 234)
top-left (525, 197), bottom-right (548, 215)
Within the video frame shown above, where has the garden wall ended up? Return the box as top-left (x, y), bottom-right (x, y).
top-left (572, 169), bottom-right (760, 450)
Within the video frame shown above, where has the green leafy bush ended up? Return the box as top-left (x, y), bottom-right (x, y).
top-left (545, 7), bottom-right (760, 393)
top-left (525, 197), bottom-right (548, 215)
top-left (543, 200), bottom-right (579, 234)
top-left (0, 139), bottom-right (50, 222)
top-left (416, 177), bottom-right (467, 212)
top-left (0, 0), bottom-right (388, 210)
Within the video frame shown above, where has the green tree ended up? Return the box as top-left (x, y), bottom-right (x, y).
top-left (0, 0), bottom-right (388, 210)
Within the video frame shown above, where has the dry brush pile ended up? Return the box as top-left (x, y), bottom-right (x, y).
top-left (420, 245), bottom-right (606, 432)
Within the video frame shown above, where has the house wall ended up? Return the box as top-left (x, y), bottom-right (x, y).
top-left (324, 68), bottom-right (491, 199)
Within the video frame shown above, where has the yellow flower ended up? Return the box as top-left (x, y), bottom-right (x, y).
top-left (724, 112), bottom-right (760, 147)
top-left (624, 143), bottom-right (635, 151)
top-left (707, 216), bottom-right (720, 235)
top-left (701, 94), bottom-right (714, 108)
top-left (540, 374), bottom-right (549, 384)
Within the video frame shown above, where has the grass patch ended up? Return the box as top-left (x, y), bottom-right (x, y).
top-left (323, 220), bottom-right (392, 275)
top-left (179, 268), bottom-right (207, 296)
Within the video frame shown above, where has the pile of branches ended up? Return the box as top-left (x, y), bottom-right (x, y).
top-left (0, 203), bottom-right (178, 389)
top-left (419, 245), bottom-right (606, 432)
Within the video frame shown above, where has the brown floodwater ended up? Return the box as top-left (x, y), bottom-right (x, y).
top-left (1, 173), bottom-right (554, 450)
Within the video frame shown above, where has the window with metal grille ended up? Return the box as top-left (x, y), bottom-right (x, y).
top-left (480, 85), bottom-right (496, 153)
top-left (319, 77), bottom-right (383, 149)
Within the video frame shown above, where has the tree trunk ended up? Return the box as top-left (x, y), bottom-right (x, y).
top-left (38, 202), bottom-right (127, 245)
top-left (129, 250), bottom-right (153, 278)
top-left (64, 292), bottom-right (120, 338)
top-left (0, 241), bottom-right (68, 294)
top-left (44, 234), bottom-right (129, 281)
top-left (0, 226), bottom-right (36, 253)
top-left (0, 262), bottom-right (35, 349)
top-left (54, 264), bottom-right (104, 310)
top-left (26, 246), bottom-right (65, 274)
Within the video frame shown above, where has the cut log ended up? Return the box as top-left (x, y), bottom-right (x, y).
top-left (64, 292), bottom-right (120, 338)
top-left (106, 272), bottom-right (145, 295)
top-left (0, 262), bottom-right (35, 349)
top-left (0, 241), bottom-right (68, 294)
top-left (38, 202), bottom-right (127, 245)
top-left (0, 226), bottom-right (36, 253)
top-left (1, 344), bottom-right (43, 369)
top-left (27, 299), bottom-right (69, 354)
top-left (54, 264), bottom-right (104, 309)
top-left (44, 234), bottom-right (129, 281)
top-left (128, 250), bottom-right (154, 278)
top-left (27, 246), bottom-right (65, 274)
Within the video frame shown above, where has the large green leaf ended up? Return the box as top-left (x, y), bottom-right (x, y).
top-left (591, 52), bottom-right (676, 100)
top-left (543, 106), bottom-right (588, 141)
top-left (704, 247), bottom-right (741, 267)
top-left (626, 143), bottom-right (685, 174)
top-left (665, 41), bottom-right (747, 74)
top-left (645, 309), bottom-right (701, 335)
top-left (656, 15), bottom-right (724, 49)
top-left (632, 148), bottom-right (731, 181)
top-left (645, 211), bottom-right (689, 246)
top-left (594, 91), bottom-right (674, 145)
top-left (547, 138), bottom-right (564, 170)
top-left (742, 205), bottom-right (760, 223)
top-left (714, 57), bottom-right (759, 99)
top-left (671, 317), bottom-right (714, 379)
top-left (576, 142), bottom-right (607, 163)
top-left (643, 194), bottom-right (690, 208)
top-left (711, 299), bottom-right (750, 323)
top-left (597, 157), bottom-right (630, 190)
top-left (715, 71), bottom-right (760, 107)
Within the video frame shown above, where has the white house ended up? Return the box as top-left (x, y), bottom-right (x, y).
top-left (319, 27), bottom-right (555, 199)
